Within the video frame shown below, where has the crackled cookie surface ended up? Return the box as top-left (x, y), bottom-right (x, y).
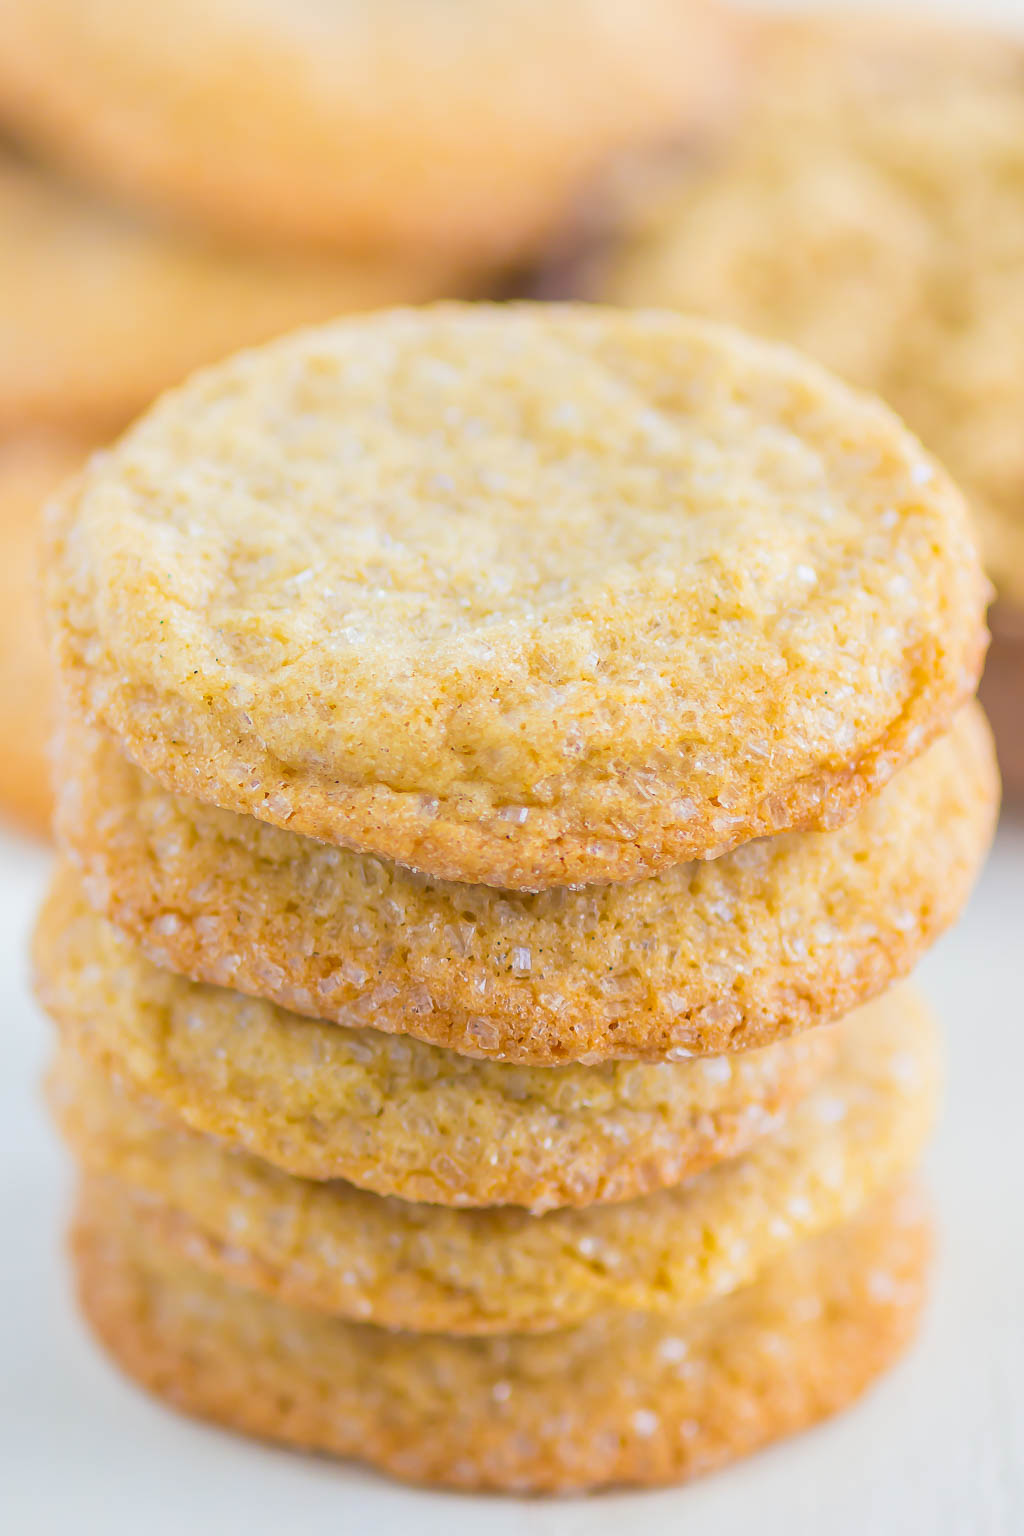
top-left (0, 0), bottom-right (738, 263)
top-left (596, 16), bottom-right (1024, 605)
top-left (73, 1178), bottom-right (930, 1493)
top-left (54, 704), bottom-right (996, 1061)
top-left (35, 866), bottom-right (836, 1210)
top-left (47, 306), bottom-right (988, 889)
top-left (0, 146), bottom-right (474, 434)
top-left (51, 988), bottom-right (938, 1334)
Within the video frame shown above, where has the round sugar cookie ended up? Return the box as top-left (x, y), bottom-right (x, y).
top-left (0, 146), bottom-right (476, 434)
top-left (34, 864), bottom-right (836, 1210)
top-left (72, 1178), bottom-right (931, 1494)
top-left (591, 15), bottom-right (1024, 607)
top-left (0, 0), bottom-right (740, 263)
top-left (50, 988), bottom-right (939, 1335)
top-left (53, 704), bottom-right (996, 1061)
top-left (46, 306), bottom-right (989, 889)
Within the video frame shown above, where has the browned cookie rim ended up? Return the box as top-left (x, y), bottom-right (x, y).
top-left (53, 704), bottom-right (997, 1063)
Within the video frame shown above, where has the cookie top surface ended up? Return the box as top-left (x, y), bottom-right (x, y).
top-left (52, 985), bottom-right (938, 1334)
top-left (0, 433), bottom-right (90, 834)
top-left (0, 148), bottom-right (472, 433)
top-left (55, 705), bottom-right (996, 1061)
top-left (48, 305), bottom-right (989, 888)
top-left (0, 1), bottom-right (738, 262)
top-left (35, 863), bottom-right (835, 1210)
top-left (596, 16), bottom-right (1024, 605)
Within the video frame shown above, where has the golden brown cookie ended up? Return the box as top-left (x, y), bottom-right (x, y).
top-left (0, 1), bottom-right (740, 264)
top-left (35, 865), bottom-right (836, 1210)
top-left (45, 306), bottom-right (988, 890)
top-left (0, 433), bottom-right (90, 835)
top-left (72, 1177), bottom-right (931, 1494)
top-left (592, 14), bottom-right (1024, 608)
top-left (0, 146), bottom-right (477, 434)
top-left (50, 987), bottom-right (938, 1334)
top-left (53, 703), bottom-right (996, 1063)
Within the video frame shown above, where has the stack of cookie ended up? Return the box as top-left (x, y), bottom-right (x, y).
top-left (34, 307), bottom-right (996, 1493)
top-left (0, 0), bottom-right (740, 835)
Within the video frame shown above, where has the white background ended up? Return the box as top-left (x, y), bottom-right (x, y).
top-left (4, 0), bottom-right (1024, 1530)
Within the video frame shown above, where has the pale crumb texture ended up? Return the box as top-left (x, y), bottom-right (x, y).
top-left (50, 988), bottom-right (938, 1334)
top-left (0, 145), bottom-right (477, 435)
top-left (54, 705), bottom-right (996, 1061)
top-left (597, 14), bottom-right (1024, 605)
top-left (71, 1179), bottom-right (931, 1494)
top-left (0, 0), bottom-right (740, 263)
top-left (0, 434), bottom-right (92, 835)
top-left (34, 865), bottom-right (835, 1210)
top-left (47, 306), bottom-right (988, 889)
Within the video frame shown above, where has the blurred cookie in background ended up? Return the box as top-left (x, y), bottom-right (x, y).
top-left (0, 142), bottom-right (487, 836)
top-left (0, 433), bottom-right (91, 836)
top-left (572, 14), bottom-right (1024, 792)
top-left (0, 145), bottom-right (480, 434)
top-left (0, 0), bottom-right (744, 266)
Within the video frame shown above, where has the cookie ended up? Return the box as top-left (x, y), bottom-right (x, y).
top-left (45, 306), bottom-right (988, 890)
top-left (591, 15), bottom-right (1024, 608)
top-left (53, 703), bottom-right (996, 1063)
top-left (34, 863), bottom-right (837, 1210)
top-left (36, 866), bottom-right (837, 1212)
top-left (0, 1), bottom-right (740, 264)
top-left (0, 433), bottom-right (91, 834)
top-left (50, 987), bottom-right (938, 1334)
top-left (71, 1177), bottom-right (930, 1494)
top-left (0, 146), bottom-right (476, 434)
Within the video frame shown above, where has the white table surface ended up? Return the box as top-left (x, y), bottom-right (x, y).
top-left (3, 814), bottom-right (1023, 1536)
top-left (5, 0), bottom-right (1024, 1528)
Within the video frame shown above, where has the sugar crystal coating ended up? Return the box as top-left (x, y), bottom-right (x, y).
top-left (53, 703), bottom-right (996, 1061)
top-left (51, 987), bottom-right (938, 1334)
top-left (47, 305), bottom-right (988, 888)
top-left (73, 1179), bottom-right (929, 1493)
top-left (34, 864), bottom-right (837, 1210)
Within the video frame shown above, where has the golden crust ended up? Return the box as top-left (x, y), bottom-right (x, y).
top-left (0, 147), bottom-right (477, 435)
top-left (0, 434), bottom-right (92, 835)
top-left (50, 988), bottom-right (938, 1334)
top-left (54, 704), bottom-right (996, 1062)
top-left (595, 14), bottom-right (1024, 605)
top-left (46, 306), bottom-right (989, 890)
top-left (71, 1178), bottom-right (931, 1494)
top-left (34, 865), bottom-right (836, 1210)
top-left (0, 0), bottom-right (741, 264)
